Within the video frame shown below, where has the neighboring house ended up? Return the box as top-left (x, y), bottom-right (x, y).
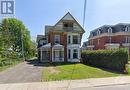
top-left (86, 23), bottom-right (130, 50)
top-left (37, 12), bottom-right (85, 63)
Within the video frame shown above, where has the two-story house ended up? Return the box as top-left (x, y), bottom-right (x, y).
top-left (37, 12), bottom-right (85, 63)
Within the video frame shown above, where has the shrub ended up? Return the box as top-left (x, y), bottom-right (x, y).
top-left (81, 48), bottom-right (128, 72)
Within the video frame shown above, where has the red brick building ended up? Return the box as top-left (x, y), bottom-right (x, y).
top-left (84, 23), bottom-right (130, 51)
top-left (37, 12), bottom-right (85, 63)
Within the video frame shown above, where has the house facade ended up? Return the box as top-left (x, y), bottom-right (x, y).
top-left (85, 23), bottom-right (130, 51)
top-left (37, 12), bottom-right (85, 63)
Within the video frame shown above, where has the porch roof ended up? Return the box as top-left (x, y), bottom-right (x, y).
top-left (39, 43), bottom-right (51, 49)
top-left (53, 44), bottom-right (64, 49)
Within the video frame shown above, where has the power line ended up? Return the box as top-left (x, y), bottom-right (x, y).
top-left (66, 1), bottom-right (87, 90)
top-left (83, 0), bottom-right (87, 28)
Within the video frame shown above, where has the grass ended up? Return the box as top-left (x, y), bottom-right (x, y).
top-left (0, 58), bottom-right (23, 71)
top-left (42, 63), bottom-right (126, 81)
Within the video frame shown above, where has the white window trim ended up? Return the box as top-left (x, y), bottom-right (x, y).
top-left (97, 29), bottom-right (101, 35)
top-left (54, 35), bottom-right (60, 44)
top-left (108, 27), bottom-right (112, 33)
top-left (125, 26), bottom-right (130, 32)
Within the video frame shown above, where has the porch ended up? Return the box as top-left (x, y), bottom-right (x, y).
top-left (39, 43), bottom-right (51, 62)
top-left (52, 44), bottom-right (64, 62)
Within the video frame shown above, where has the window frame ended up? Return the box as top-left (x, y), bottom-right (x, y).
top-left (73, 49), bottom-right (78, 59)
top-left (73, 35), bottom-right (78, 44)
top-left (54, 35), bottom-right (60, 44)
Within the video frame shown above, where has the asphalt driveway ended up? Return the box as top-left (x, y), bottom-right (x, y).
top-left (0, 59), bottom-right (44, 84)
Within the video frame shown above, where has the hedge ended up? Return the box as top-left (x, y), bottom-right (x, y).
top-left (81, 49), bottom-right (128, 72)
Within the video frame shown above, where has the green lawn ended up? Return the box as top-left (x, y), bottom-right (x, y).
top-left (42, 63), bottom-right (127, 81)
top-left (0, 58), bottom-right (23, 71)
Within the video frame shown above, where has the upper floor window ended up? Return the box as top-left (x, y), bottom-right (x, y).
top-left (73, 35), bottom-right (78, 44)
top-left (97, 29), bottom-right (101, 35)
top-left (109, 36), bottom-right (112, 43)
top-left (125, 36), bottom-right (130, 43)
top-left (54, 35), bottom-right (60, 44)
top-left (108, 27), bottom-right (112, 33)
top-left (39, 39), bottom-right (47, 46)
top-left (125, 26), bottom-right (130, 32)
top-left (68, 35), bottom-right (71, 44)
top-left (63, 22), bottom-right (73, 30)
top-left (98, 39), bottom-right (100, 45)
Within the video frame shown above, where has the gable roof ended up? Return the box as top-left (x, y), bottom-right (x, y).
top-left (54, 12), bottom-right (85, 33)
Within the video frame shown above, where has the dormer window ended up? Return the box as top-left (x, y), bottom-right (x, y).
top-left (125, 26), bottom-right (130, 32)
top-left (108, 27), bottom-right (112, 33)
top-left (97, 29), bottom-right (101, 35)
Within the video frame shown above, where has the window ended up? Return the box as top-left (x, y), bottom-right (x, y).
top-left (54, 50), bottom-right (64, 60)
top-left (108, 27), bottom-right (112, 33)
top-left (68, 49), bottom-right (71, 59)
top-left (125, 37), bottom-right (130, 43)
top-left (73, 49), bottom-right (78, 59)
top-left (73, 35), bottom-right (78, 44)
top-left (109, 36), bottom-right (112, 43)
top-left (39, 40), bottom-right (47, 45)
top-left (42, 51), bottom-right (50, 60)
top-left (54, 35), bottom-right (60, 44)
top-left (98, 39), bottom-right (100, 45)
top-left (97, 29), bottom-right (100, 35)
top-left (63, 22), bottom-right (73, 30)
top-left (91, 40), bottom-right (93, 45)
top-left (125, 26), bottom-right (130, 32)
top-left (68, 35), bottom-right (71, 44)
top-left (63, 22), bottom-right (73, 28)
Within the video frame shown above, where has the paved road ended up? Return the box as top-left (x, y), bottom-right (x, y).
top-left (0, 59), bottom-right (44, 84)
top-left (73, 84), bottom-right (130, 90)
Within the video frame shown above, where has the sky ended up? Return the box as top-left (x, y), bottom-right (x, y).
top-left (2, 0), bottom-right (130, 44)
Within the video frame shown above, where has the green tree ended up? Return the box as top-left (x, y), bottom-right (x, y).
top-left (0, 18), bottom-right (36, 59)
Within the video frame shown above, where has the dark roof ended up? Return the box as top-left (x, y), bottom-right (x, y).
top-left (89, 23), bottom-right (130, 38)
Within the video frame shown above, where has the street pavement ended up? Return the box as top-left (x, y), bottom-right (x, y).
top-left (73, 84), bottom-right (130, 90)
top-left (0, 76), bottom-right (130, 90)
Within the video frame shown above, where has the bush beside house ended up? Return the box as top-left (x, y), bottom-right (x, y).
top-left (81, 49), bottom-right (128, 72)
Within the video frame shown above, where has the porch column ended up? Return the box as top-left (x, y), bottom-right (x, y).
top-left (40, 48), bottom-right (42, 62)
top-left (78, 48), bottom-right (80, 59)
top-left (71, 49), bottom-right (73, 60)
top-left (52, 48), bottom-right (53, 62)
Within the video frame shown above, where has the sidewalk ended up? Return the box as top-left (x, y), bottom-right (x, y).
top-left (0, 76), bottom-right (130, 90)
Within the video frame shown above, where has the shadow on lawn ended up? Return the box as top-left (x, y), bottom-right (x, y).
top-left (26, 58), bottom-right (79, 68)
top-left (86, 64), bottom-right (127, 75)
top-left (26, 58), bottom-right (127, 75)
top-left (26, 58), bottom-right (50, 67)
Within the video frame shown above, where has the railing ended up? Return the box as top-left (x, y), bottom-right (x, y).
top-left (63, 27), bottom-right (73, 31)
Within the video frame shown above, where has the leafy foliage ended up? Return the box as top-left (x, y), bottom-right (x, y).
top-left (0, 18), bottom-right (36, 59)
top-left (81, 49), bottom-right (128, 72)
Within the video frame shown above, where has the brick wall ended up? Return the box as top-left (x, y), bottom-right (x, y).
top-left (88, 35), bottom-right (130, 50)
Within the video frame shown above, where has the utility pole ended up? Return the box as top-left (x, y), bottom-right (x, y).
top-left (83, 0), bottom-right (87, 28)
